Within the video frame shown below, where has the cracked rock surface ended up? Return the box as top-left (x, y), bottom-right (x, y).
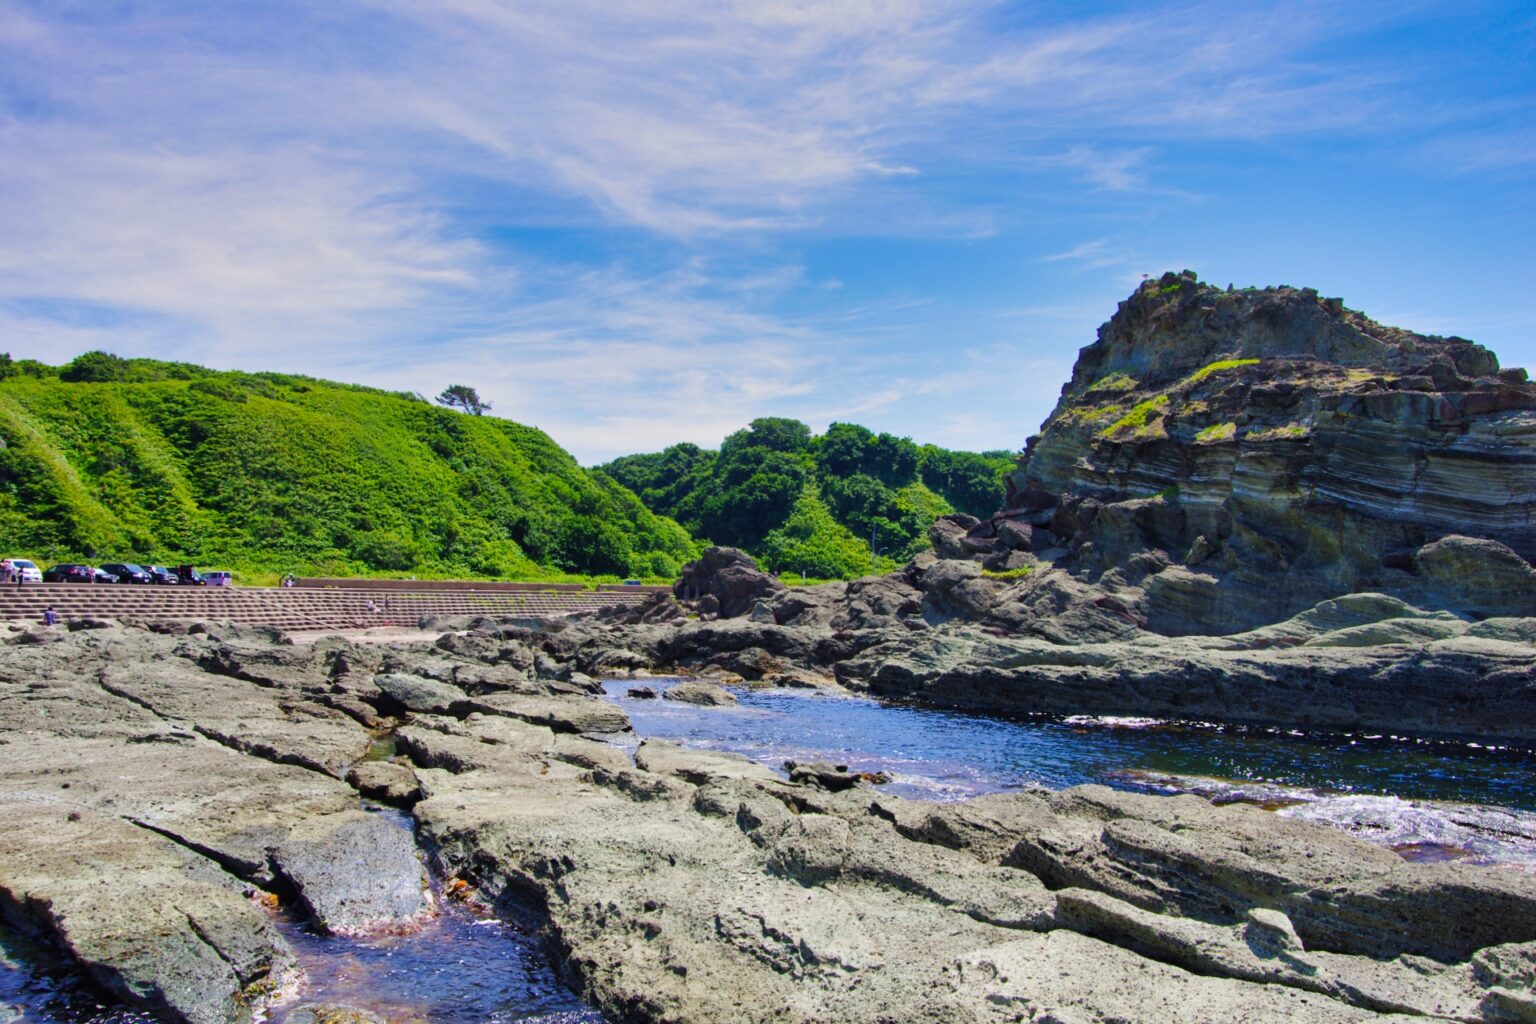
top-left (4, 620), bottom-right (1536, 1024)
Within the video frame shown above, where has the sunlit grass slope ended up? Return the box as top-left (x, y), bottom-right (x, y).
top-left (0, 356), bottom-right (697, 582)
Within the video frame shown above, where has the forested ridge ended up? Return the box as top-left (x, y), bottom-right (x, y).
top-left (0, 352), bottom-right (696, 581)
top-left (597, 417), bottom-right (1014, 578)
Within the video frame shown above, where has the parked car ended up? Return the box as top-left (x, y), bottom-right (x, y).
top-left (5, 558), bottom-right (43, 583)
top-left (205, 570), bottom-right (234, 587)
top-left (100, 562), bottom-right (153, 584)
top-left (172, 565), bottom-right (206, 585)
top-left (43, 563), bottom-right (95, 584)
top-left (91, 567), bottom-right (119, 584)
top-left (144, 565), bottom-right (179, 585)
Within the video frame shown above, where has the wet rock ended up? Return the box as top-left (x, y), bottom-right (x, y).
top-left (928, 513), bottom-right (983, 560)
top-left (1414, 535), bottom-right (1536, 619)
top-left (626, 685), bottom-right (658, 699)
top-left (98, 661), bottom-right (371, 778)
top-left (982, 569), bottom-right (1143, 642)
top-left (1016, 785), bottom-right (1536, 962)
top-left (636, 740), bottom-right (779, 785)
top-left (345, 761), bottom-right (422, 805)
top-left (395, 715), bottom-right (556, 773)
top-left (371, 672), bottom-right (468, 715)
top-left (550, 733), bottom-right (634, 773)
top-left (783, 760), bottom-right (862, 792)
top-left (0, 799), bottom-right (297, 1024)
top-left (7, 537), bottom-right (1536, 1024)
top-left (270, 810), bottom-right (430, 936)
top-left (284, 1005), bottom-right (387, 1024)
top-left (994, 518), bottom-right (1034, 552)
top-left (836, 599), bottom-right (1536, 743)
top-left (917, 559), bottom-right (1004, 621)
top-left (658, 617), bottom-right (821, 666)
top-left (407, 722), bottom-right (1536, 1024)
top-left (661, 681), bottom-right (738, 706)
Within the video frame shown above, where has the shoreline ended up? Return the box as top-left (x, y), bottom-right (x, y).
top-left (3, 615), bottom-right (1535, 1024)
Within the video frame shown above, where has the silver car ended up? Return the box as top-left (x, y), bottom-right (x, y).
top-left (5, 558), bottom-right (43, 583)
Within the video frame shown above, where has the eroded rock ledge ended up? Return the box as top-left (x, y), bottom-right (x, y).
top-left (2, 620), bottom-right (1534, 1024)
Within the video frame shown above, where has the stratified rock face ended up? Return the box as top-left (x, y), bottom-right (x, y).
top-left (1005, 270), bottom-right (1536, 633)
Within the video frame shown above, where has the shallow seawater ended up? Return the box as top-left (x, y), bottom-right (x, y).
top-left (265, 889), bottom-right (599, 1024)
top-left (263, 808), bottom-right (600, 1024)
top-left (603, 679), bottom-right (1536, 866)
top-left (0, 925), bottom-right (156, 1024)
top-left (1, 808), bottom-right (602, 1024)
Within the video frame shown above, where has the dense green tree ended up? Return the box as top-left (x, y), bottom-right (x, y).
top-left (814, 422), bottom-right (874, 477)
top-left (698, 446), bottom-right (807, 550)
top-left (722, 417), bottom-right (813, 456)
top-left (596, 418), bottom-right (1008, 579)
top-left (60, 351), bottom-right (133, 383)
top-left (601, 442), bottom-right (716, 522)
top-left (759, 485), bottom-right (871, 580)
top-left (917, 446), bottom-right (1014, 518)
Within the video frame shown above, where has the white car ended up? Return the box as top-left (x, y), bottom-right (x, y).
top-left (204, 570), bottom-right (234, 587)
top-left (4, 559), bottom-right (43, 583)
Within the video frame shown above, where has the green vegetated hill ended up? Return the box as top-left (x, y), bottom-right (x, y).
top-left (597, 417), bottom-right (1015, 579)
top-left (0, 352), bottom-right (697, 581)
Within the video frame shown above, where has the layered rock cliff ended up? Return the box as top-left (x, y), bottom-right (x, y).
top-left (991, 271), bottom-right (1536, 634)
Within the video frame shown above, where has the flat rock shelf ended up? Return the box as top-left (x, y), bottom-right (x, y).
top-left (600, 678), bottom-right (1536, 867)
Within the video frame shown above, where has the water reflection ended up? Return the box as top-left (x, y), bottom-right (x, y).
top-left (602, 678), bottom-right (1536, 865)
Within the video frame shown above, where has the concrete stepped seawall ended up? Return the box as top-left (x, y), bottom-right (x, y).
top-left (0, 582), bottom-right (659, 632)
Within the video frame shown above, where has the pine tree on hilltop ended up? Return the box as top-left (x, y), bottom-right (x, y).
top-left (436, 384), bottom-right (492, 415)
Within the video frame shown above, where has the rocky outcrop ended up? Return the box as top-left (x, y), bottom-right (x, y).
top-left (660, 680), bottom-right (739, 706)
top-left (834, 598), bottom-right (1536, 741)
top-left (996, 271), bottom-right (1536, 634)
top-left (5, 614), bottom-right (1536, 1024)
top-left (440, 571), bottom-right (1536, 743)
top-left (674, 546), bottom-right (785, 619)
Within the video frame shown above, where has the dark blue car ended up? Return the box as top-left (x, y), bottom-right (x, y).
top-left (100, 562), bottom-right (153, 584)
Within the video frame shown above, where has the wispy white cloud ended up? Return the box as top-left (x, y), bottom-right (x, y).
top-left (0, 0), bottom-right (1528, 462)
top-left (1040, 239), bottom-right (1118, 267)
top-left (0, 132), bottom-right (482, 326)
top-left (1051, 146), bottom-right (1153, 192)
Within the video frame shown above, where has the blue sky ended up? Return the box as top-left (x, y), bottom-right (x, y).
top-left (1, 1), bottom-right (1532, 462)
